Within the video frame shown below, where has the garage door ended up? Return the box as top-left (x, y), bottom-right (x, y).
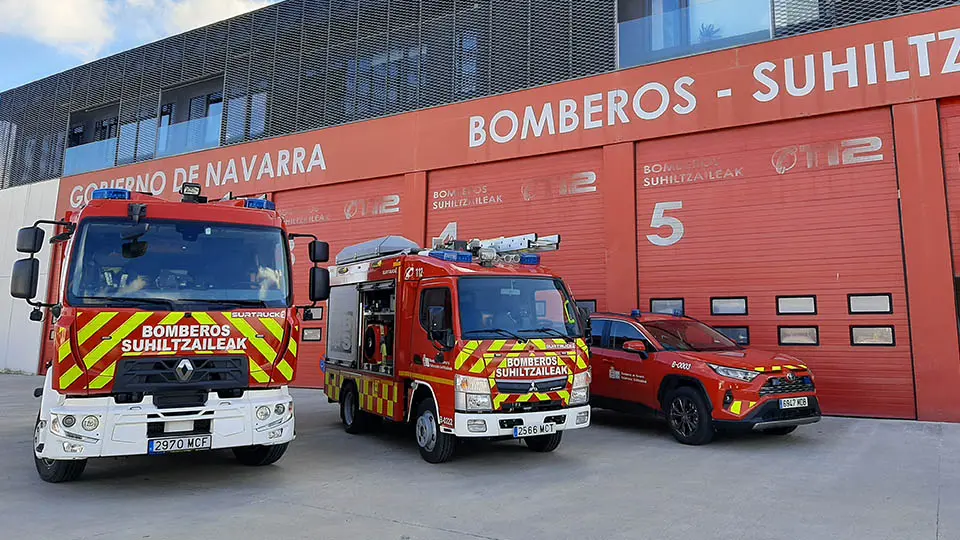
top-left (275, 176), bottom-right (406, 388)
top-left (427, 149), bottom-right (605, 309)
top-left (941, 99), bottom-right (960, 279)
top-left (635, 108), bottom-right (914, 419)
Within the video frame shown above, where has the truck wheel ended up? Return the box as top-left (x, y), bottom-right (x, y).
top-left (665, 387), bottom-right (714, 446)
top-left (34, 415), bottom-right (86, 483)
top-left (232, 443), bottom-right (288, 466)
top-left (414, 400), bottom-right (455, 464)
top-left (762, 426), bottom-right (798, 436)
top-left (524, 431), bottom-right (563, 453)
top-left (340, 384), bottom-right (370, 434)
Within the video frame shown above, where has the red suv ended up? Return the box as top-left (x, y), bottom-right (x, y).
top-left (588, 311), bottom-right (821, 445)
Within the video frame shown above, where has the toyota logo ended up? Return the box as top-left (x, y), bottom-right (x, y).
top-left (785, 371), bottom-right (797, 383)
top-left (175, 359), bottom-right (195, 382)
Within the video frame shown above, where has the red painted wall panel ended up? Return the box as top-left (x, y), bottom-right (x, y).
top-left (427, 150), bottom-right (606, 307)
top-left (634, 109), bottom-right (914, 419)
top-left (275, 175), bottom-right (406, 388)
top-left (941, 99), bottom-right (960, 274)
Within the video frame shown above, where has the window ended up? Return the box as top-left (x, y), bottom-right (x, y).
top-left (779, 326), bottom-right (820, 346)
top-left (589, 318), bottom-right (609, 349)
top-left (302, 328), bottom-right (323, 342)
top-left (777, 295), bottom-right (817, 315)
top-left (419, 288), bottom-right (452, 331)
top-left (68, 125), bottom-right (84, 148)
top-left (711, 297), bottom-right (747, 316)
top-left (249, 92), bottom-right (267, 139)
top-left (225, 92), bottom-right (265, 143)
top-left (651, 298), bottom-right (684, 316)
top-left (715, 327), bottom-right (749, 345)
top-left (851, 326), bottom-right (896, 346)
top-left (159, 104), bottom-right (175, 128)
top-left (577, 300), bottom-right (597, 315)
top-left (94, 117), bottom-right (118, 141)
top-left (848, 294), bottom-right (893, 315)
top-left (610, 321), bottom-right (647, 351)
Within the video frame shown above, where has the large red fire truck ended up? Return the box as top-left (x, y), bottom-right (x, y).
top-left (322, 223), bottom-right (592, 463)
top-left (10, 183), bottom-right (330, 482)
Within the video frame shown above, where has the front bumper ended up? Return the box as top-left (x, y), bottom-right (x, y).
top-left (453, 405), bottom-right (591, 437)
top-left (716, 396), bottom-right (822, 432)
top-left (36, 388), bottom-right (295, 460)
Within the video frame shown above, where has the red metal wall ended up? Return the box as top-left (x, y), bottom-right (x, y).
top-left (426, 149), bottom-right (606, 307)
top-left (634, 109), bottom-right (914, 418)
top-left (274, 175), bottom-right (406, 388)
top-left (941, 98), bottom-right (960, 274)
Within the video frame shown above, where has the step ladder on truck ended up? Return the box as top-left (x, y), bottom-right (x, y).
top-left (322, 222), bottom-right (593, 463)
top-left (9, 183), bottom-right (332, 482)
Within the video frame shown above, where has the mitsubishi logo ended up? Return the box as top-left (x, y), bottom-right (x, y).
top-left (175, 359), bottom-right (195, 382)
top-left (528, 381), bottom-right (538, 393)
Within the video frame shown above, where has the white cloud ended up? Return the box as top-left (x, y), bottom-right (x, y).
top-left (0, 0), bottom-right (115, 60)
top-left (149, 0), bottom-right (279, 36)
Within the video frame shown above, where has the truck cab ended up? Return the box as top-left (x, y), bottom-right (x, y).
top-left (322, 225), bottom-right (592, 463)
top-left (10, 184), bottom-right (330, 482)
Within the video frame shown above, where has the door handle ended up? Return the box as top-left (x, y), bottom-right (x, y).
top-left (413, 354), bottom-right (423, 365)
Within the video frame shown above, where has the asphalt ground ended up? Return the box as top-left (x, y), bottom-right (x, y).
top-left (0, 374), bottom-right (956, 540)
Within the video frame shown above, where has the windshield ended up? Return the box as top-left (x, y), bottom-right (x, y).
top-left (641, 320), bottom-right (740, 352)
top-left (66, 218), bottom-right (291, 309)
top-left (457, 277), bottom-right (583, 339)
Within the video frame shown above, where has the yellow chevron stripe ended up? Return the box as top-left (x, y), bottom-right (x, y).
top-left (489, 339), bottom-right (507, 352)
top-left (88, 360), bottom-right (117, 390)
top-left (469, 358), bottom-right (487, 374)
top-left (77, 312), bottom-right (118, 346)
top-left (455, 341), bottom-right (480, 370)
top-left (557, 390), bottom-right (570, 402)
top-left (530, 339), bottom-right (547, 349)
top-left (277, 359), bottom-right (294, 380)
top-left (512, 342), bottom-right (526, 351)
top-left (260, 317), bottom-right (285, 341)
top-left (493, 394), bottom-right (510, 408)
top-left (755, 367), bottom-right (766, 372)
top-left (730, 401), bottom-right (743, 415)
top-left (249, 358), bottom-right (270, 383)
top-left (229, 315), bottom-right (278, 364)
top-left (553, 338), bottom-right (566, 345)
top-left (58, 341), bottom-right (71, 363)
top-left (193, 312), bottom-right (216, 325)
top-left (59, 365), bottom-right (83, 389)
top-left (82, 312), bottom-right (152, 369)
top-left (517, 394), bottom-right (533, 403)
top-left (287, 338), bottom-right (298, 357)
top-left (159, 312), bottom-right (185, 325)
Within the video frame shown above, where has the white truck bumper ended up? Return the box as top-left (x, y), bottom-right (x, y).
top-left (35, 388), bottom-right (295, 461)
top-left (453, 405), bottom-right (591, 437)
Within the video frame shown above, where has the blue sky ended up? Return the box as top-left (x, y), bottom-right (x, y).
top-left (0, 0), bottom-right (280, 92)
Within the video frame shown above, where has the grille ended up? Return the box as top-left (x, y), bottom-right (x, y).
top-left (496, 377), bottom-right (567, 394)
top-left (114, 356), bottom-right (248, 394)
top-left (759, 375), bottom-right (816, 397)
top-left (499, 400), bottom-right (565, 413)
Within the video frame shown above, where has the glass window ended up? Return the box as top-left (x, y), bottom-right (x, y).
top-left (711, 297), bottom-right (747, 315)
top-left (66, 218), bottom-right (291, 309)
top-left (610, 322), bottom-right (647, 350)
top-left (777, 296), bottom-right (817, 315)
top-left (420, 288), bottom-right (452, 331)
top-left (457, 277), bottom-right (583, 339)
top-left (589, 318), bottom-right (609, 348)
top-left (577, 300), bottom-right (597, 315)
top-left (851, 326), bottom-right (895, 346)
top-left (849, 294), bottom-right (893, 314)
top-left (651, 298), bottom-right (684, 315)
top-left (715, 327), bottom-right (749, 345)
top-left (225, 96), bottom-right (248, 143)
top-left (779, 327), bottom-right (819, 346)
top-left (642, 319), bottom-right (740, 351)
top-left (249, 92), bottom-right (268, 138)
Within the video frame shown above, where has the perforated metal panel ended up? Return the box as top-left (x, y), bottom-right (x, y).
top-left (1, 0), bottom-right (955, 189)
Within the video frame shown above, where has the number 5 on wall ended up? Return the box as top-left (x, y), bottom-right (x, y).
top-left (647, 201), bottom-right (684, 247)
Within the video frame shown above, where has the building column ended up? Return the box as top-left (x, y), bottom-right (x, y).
top-left (601, 142), bottom-right (639, 313)
top-left (893, 101), bottom-right (960, 422)
top-left (402, 171), bottom-right (428, 245)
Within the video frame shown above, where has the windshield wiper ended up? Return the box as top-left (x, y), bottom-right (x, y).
top-left (463, 328), bottom-right (526, 342)
top-left (518, 327), bottom-right (571, 341)
top-left (79, 296), bottom-right (177, 310)
top-left (180, 299), bottom-right (269, 308)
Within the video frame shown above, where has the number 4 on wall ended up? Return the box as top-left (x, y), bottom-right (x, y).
top-left (647, 201), bottom-right (684, 247)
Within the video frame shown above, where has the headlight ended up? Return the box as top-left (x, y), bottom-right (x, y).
top-left (572, 369), bottom-right (592, 388)
top-left (256, 406), bottom-right (271, 421)
top-left (455, 375), bottom-right (490, 394)
top-left (61, 415), bottom-right (76, 428)
top-left (570, 387), bottom-right (589, 405)
top-left (81, 415), bottom-right (99, 432)
top-left (466, 394), bottom-right (492, 411)
top-left (275, 404), bottom-right (286, 416)
top-left (708, 364), bottom-right (760, 382)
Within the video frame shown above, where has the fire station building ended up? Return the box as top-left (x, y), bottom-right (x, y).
top-left (2, 0), bottom-right (960, 421)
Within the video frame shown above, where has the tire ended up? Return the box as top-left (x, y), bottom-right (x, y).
top-left (524, 431), bottom-right (563, 453)
top-left (665, 387), bottom-right (714, 446)
top-left (232, 443), bottom-right (289, 466)
top-left (340, 384), bottom-right (371, 434)
top-left (34, 415), bottom-right (86, 483)
top-left (762, 426), bottom-right (798, 436)
top-left (414, 399), bottom-right (455, 464)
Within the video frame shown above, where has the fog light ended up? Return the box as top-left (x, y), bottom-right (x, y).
top-left (256, 406), bottom-right (271, 421)
top-left (275, 404), bottom-right (286, 416)
top-left (62, 415), bottom-right (76, 428)
top-left (268, 428), bottom-right (284, 440)
top-left (62, 442), bottom-right (84, 454)
top-left (467, 419), bottom-right (487, 433)
top-left (723, 391), bottom-right (734, 407)
top-left (576, 411), bottom-right (590, 425)
top-left (81, 416), bottom-right (99, 432)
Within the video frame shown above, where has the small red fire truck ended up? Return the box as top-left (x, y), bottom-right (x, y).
top-left (322, 223), bottom-right (592, 463)
top-left (10, 183), bottom-right (331, 482)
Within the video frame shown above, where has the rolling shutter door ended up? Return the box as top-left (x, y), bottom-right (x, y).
top-left (427, 149), bottom-right (605, 307)
top-left (940, 98), bottom-right (960, 276)
top-left (275, 176), bottom-right (405, 388)
top-left (635, 108), bottom-right (914, 419)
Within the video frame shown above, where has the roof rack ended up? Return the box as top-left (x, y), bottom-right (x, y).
top-left (430, 222), bottom-right (560, 254)
top-left (335, 236), bottom-right (421, 265)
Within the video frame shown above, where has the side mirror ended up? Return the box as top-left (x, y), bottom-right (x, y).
top-left (16, 227), bottom-right (44, 254)
top-left (623, 340), bottom-right (652, 359)
top-left (578, 307), bottom-right (592, 338)
top-left (309, 241), bottom-right (330, 263)
top-left (11, 258), bottom-right (40, 300)
top-left (309, 267), bottom-right (330, 302)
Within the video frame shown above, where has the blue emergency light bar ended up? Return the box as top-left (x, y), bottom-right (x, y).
top-left (244, 198), bottom-right (276, 211)
top-left (429, 250), bottom-right (473, 263)
top-left (91, 188), bottom-right (132, 200)
top-left (519, 254), bottom-right (540, 265)
top-left (631, 309), bottom-right (642, 317)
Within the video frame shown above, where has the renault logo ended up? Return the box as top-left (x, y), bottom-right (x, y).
top-left (175, 359), bottom-right (195, 382)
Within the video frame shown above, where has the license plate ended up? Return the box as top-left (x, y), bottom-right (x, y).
top-left (148, 435), bottom-right (212, 455)
top-left (780, 397), bottom-right (809, 409)
top-left (513, 423), bottom-right (556, 438)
